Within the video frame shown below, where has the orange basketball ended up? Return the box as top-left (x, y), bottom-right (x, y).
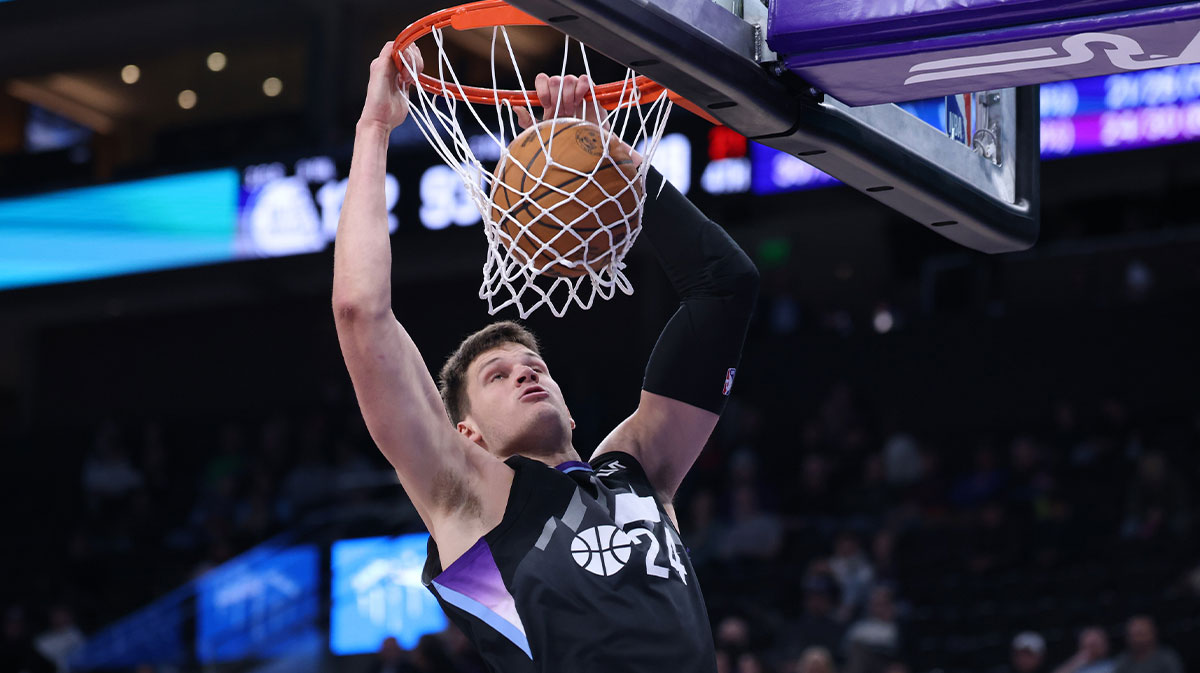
top-left (490, 119), bottom-right (643, 278)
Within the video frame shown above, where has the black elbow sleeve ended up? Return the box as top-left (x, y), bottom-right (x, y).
top-left (639, 169), bottom-right (760, 414)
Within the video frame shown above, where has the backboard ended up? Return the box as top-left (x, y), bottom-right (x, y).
top-left (502, 0), bottom-right (1043, 252)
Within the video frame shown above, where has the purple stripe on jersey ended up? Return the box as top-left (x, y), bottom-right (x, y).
top-left (555, 460), bottom-right (593, 473)
top-left (434, 538), bottom-right (527, 642)
top-left (432, 582), bottom-right (531, 658)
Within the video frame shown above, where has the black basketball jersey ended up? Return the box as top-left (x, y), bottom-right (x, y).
top-left (421, 451), bottom-right (717, 673)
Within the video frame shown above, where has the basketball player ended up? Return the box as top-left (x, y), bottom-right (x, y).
top-left (333, 41), bottom-right (759, 672)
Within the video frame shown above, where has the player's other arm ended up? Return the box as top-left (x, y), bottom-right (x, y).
top-left (512, 73), bottom-right (757, 503)
top-left (332, 42), bottom-right (510, 536)
top-left (595, 169), bottom-right (759, 503)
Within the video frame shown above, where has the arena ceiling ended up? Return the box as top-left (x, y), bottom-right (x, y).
top-left (0, 0), bottom-right (560, 145)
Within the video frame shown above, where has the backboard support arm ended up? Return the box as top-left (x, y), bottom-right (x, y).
top-left (507, 0), bottom-right (1040, 253)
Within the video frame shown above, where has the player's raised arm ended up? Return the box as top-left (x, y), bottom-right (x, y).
top-left (515, 72), bottom-right (760, 502)
top-left (332, 42), bottom-right (508, 535)
top-left (595, 167), bottom-right (760, 503)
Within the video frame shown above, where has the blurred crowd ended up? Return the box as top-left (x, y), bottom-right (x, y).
top-left (3, 375), bottom-right (1199, 673)
top-left (673, 386), bottom-right (1198, 673)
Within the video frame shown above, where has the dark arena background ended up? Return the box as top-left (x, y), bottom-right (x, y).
top-left (2, 1), bottom-right (1199, 673)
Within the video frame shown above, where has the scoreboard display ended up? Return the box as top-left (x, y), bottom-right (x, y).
top-left (1040, 64), bottom-right (1200, 156)
top-left (4, 64), bottom-right (1200, 291)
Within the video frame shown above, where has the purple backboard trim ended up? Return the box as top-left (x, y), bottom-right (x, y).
top-left (782, 4), bottom-right (1200, 69)
top-left (769, 0), bottom-right (1173, 55)
top-left (781, 4), bottom-right (1200, 105)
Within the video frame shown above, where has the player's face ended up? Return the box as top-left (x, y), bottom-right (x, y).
top-left (460, 343), bottom-right (574, 457)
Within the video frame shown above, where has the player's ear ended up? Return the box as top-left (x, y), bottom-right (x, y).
top-left (564, 400), bottom-right (576, 431)
top-left (457, 418), bottom-right (488, 449)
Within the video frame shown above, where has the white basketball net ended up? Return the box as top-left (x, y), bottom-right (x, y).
top-left (399, 27), bottom-right (673, 318)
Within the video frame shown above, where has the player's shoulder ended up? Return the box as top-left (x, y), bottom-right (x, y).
top-left (590, 450), bottom-right (680, 529)
top-left (589, 450), bottom-right (650, 484)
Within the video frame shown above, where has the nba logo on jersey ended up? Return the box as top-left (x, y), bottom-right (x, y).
top-left (722, 368), bottom-right (736, 396)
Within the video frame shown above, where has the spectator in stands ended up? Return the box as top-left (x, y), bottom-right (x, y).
top-left (716, 649), bottom-right (733, 673)
top-left (907, 446), bottom-right (949, 516)
top-left (1121, 452), bottom-right (1192, 540)
top-left (719, 486), bottom-right (783, 561)
top-left (369, 636), bottom-right (410, 673)
top-left (683, 489), bottom-right (726, 569)
top-left (950, 443), bottom-right (1006, 508)
top-left (828, 532), bottom-right (874, 621)
top-left (1112, 616), bottom-right (1182, 673)
top-left (1178, 560), bottom-right (1200, 597)
top-left (842, 585), bottom-right (900, 673)
top-left (869, 530), bottom-right (898, 586)
top-left (715, 615), bottom-right (752, 656)
top-left (819, 381), bottom-right (864, 447)
top-left (33, 605), bottom-right (84, 673)
top-left (1053, 627), bottom-right (1115, 673)
top-left (735, 651), bottom-right (765, 673)
top-left (784, 452), bottom-right (841, 522)
top-left (793, 646), bottom-right (835, 673)
top-left (409, 633), bottom-right (460, 673)
top-left (728, 448), bottom-right (762, 490)
top-left (881, 430), bottom-right (922, 487)
top-left (1006, 632), bottom-right (1047, 673)
top-left (965, 500), bottom-right (1019, 574)
top-left (774, 574), bottom-right (844, 664)
top-left (81, 421), bottom-right (143, 505)
top-left (843, 454), bottom-right (889, 523)
top-left (1006, 435), bottom-right (1044, 512)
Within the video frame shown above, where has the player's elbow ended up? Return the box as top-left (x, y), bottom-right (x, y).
top-left (713, 247), bottom-right (760, 306)
top-left (332, 299), bottom-right (359, 326)
top-left (332, 293), bottom-right (390, 326)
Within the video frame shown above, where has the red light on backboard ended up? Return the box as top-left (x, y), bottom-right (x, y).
top-left (708, 126), bottom-right (747, 161)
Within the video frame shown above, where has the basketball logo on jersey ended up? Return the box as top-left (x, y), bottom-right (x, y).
top-left (723, 368), bottom-right (737, 396)
top-left (567, 493), bottom-right (689, 584)
top-left (571, 525), bottom-right (634, 576)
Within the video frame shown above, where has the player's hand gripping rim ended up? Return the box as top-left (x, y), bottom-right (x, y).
top-left (359, 41), bottom-right (424, 132)
top-left (513, 74), bottom-right (607, 130)
top-left (512, 73), bottom-right (643, 167)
